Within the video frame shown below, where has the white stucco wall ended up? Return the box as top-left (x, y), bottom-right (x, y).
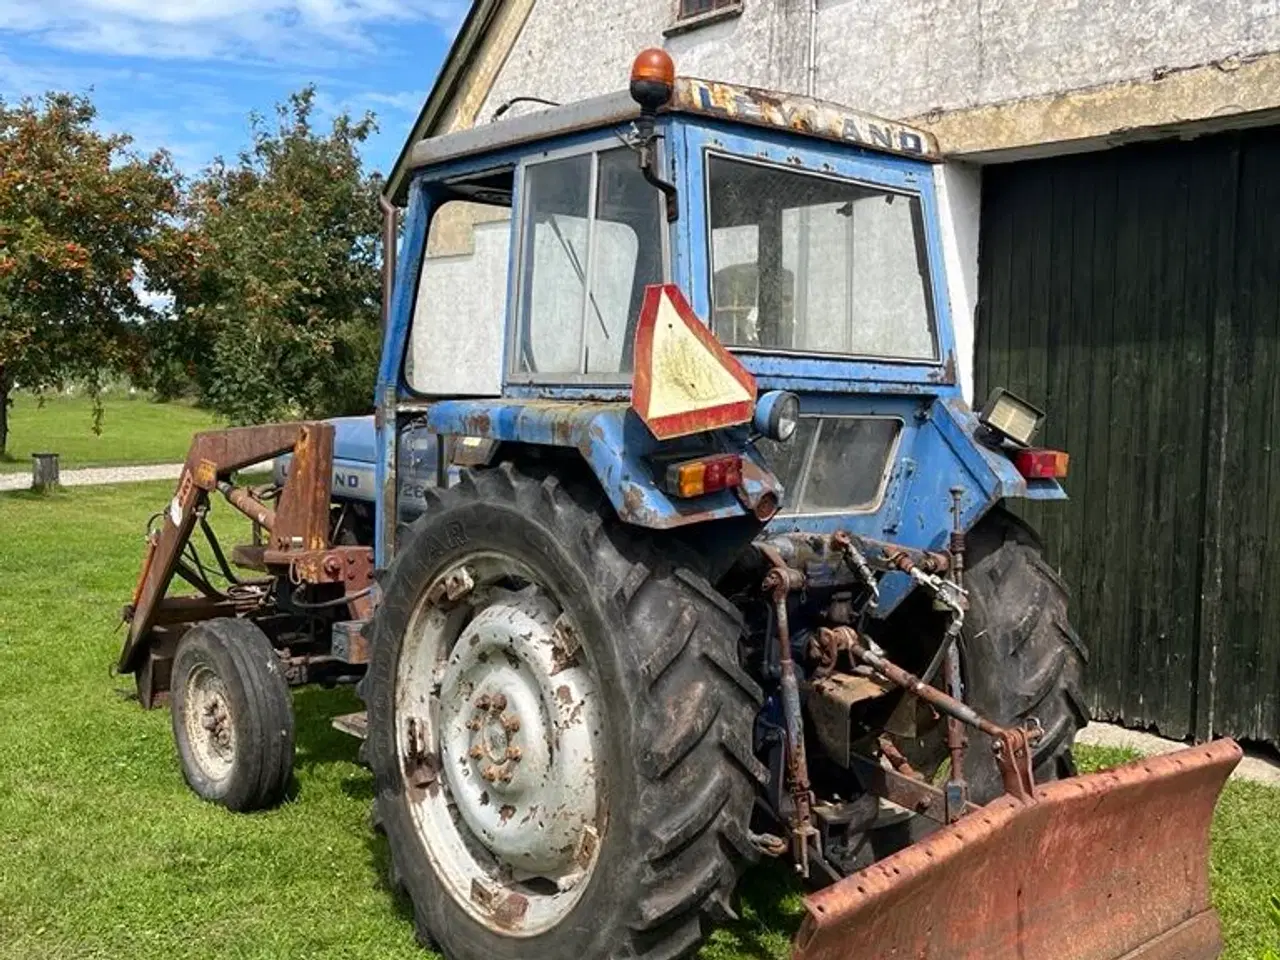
top-left (478, 0), bottom-right (1280, 126)
top-left (934, 162), bottom-right (982, 400)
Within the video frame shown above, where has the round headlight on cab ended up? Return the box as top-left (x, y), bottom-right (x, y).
top-left (754, 391), bottom-right (800, 442)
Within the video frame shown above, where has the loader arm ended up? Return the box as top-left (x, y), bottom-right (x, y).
top-left (120, 422), bottom-right (335, 674)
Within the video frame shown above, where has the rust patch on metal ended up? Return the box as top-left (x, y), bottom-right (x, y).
top-left (671, 77), bottom-right (941, 161)
top-left (550, 616), bottom-right (582, 674)
top-left (491, 891), bottom-right (529, 930)
top-left (403, 717), bottom-right (440, 800)
top-left (619, 482), bottom-right (655, 525)
top-left (426, 564), bottom-right (476, 605)
top-left (575, 825), bottom-right (599, 869)
top-left (194, 458), bottom-right (218, 489)
top-left (470, 880), bottom-right (529, 931)
top-left (281, 545), bottom-right (374, 586)
top-left (175, 468), bottom-right (195, 509)
top-left (928, 351), bottom-right (958, 384)
top-left (461, 410), bottom-right (493, 436)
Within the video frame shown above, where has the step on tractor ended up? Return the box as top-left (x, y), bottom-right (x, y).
top-left (120, 49), bottom-right (1242, 960)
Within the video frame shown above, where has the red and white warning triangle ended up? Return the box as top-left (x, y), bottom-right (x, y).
top-left (631, 284), bottom-right (757, 440)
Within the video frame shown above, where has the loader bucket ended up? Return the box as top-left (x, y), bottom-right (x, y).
top-left (794, 739), bottom-right (1241, 960)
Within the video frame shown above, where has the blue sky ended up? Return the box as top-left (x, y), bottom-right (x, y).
top-left (0, 1), bottom-right (465, 178)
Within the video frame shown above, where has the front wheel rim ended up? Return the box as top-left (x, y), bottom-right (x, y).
top-left (183, 664), bottom-right (236, 781)
top-left (394, 553), bottom-right (607, 937)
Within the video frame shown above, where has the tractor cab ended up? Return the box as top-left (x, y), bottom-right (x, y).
top-left (394, 73), bottom-right (949, 399)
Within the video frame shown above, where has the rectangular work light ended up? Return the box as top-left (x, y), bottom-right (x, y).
top-left (979, 388), bottom-right (1044, 447)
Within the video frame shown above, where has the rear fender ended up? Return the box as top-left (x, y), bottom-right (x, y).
top-left (931, 397), bottom-right (1067, 503)
top-left (420, 398), bottom-right (781, 529)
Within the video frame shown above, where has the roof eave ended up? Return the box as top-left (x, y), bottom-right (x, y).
top-left (384, 0), bottom-right (505, 206)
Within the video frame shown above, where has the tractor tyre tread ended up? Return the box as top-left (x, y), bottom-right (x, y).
top-left (960, 507), bottom-right (1090, 797)
top-left (364, 464), bottom-right (760, 960)
top-left (219, 625), bottom-right (293, 807)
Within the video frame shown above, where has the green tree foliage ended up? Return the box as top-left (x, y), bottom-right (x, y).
top-left (0, 93), bottom-right (178, 457)
top-left (150, 87), bottom-right (383, 424)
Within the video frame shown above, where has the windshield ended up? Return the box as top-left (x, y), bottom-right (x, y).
top-left (706, 155), bottom-right (937, 361)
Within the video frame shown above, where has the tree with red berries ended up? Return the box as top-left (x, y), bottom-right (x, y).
top-left (0, 93), bottom-right (178, 457)
top-left (146, 88), bottom-right (383, 425)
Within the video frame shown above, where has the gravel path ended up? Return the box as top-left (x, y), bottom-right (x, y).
top-left (1078, 721), bottom-right (1280, 785)
top-left (0, 462), bottom-right (185, 492)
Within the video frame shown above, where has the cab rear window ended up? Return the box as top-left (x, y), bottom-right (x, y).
top-left (757, 416), bottom-right (901, 514)
top-left (707, 154), bottom-right (937, 361)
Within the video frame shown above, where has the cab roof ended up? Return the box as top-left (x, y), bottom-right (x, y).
top-left (396, 77), bottom-right (941, 199)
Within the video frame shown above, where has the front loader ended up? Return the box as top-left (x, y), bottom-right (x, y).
top-left (121, 48), bottom-right (1241, 960)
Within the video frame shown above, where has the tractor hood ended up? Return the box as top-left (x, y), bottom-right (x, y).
top-left (274, 415), bottom-right (442, 514)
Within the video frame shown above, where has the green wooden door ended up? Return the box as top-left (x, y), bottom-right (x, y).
top-left (975, 128), bottom-right (1280, 744)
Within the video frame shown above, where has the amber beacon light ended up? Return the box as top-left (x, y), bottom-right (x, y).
top-left (630, 48), bottom-right (675, 114)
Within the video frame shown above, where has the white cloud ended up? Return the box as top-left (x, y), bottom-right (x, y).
top-left (0, 0), bottom-right (466, 64)
top-left (362, 89), bottom-right (428, 113)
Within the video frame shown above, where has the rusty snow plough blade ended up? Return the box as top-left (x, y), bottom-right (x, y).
top-left (794, 738), bottom-right (1242, 960)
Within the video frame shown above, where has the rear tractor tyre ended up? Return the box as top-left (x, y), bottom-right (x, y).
top-left (958, 508), bottom-right (1090, 801)
top-left (170, 618), bottom-right (296, 812)
top-left (364, 464), bottom-right (764, 960)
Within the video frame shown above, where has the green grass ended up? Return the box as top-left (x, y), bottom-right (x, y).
top-left (0, 392), bottom-right (218, 473)
top-left (0, 481), bottom-right (1275, 959)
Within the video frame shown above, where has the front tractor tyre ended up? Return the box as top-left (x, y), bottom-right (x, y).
top-left (364, 465), bottom-right (764, 960)
top-left (169, 618), bottom-right (296, 811)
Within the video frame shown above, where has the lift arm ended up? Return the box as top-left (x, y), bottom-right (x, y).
top-left (119, 422), bottom-right (335, 674)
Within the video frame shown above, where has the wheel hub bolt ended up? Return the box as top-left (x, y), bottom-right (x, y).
top-left (481, 765), bottom-right (499, 783)
top-left (501, 714), bottom-right (521, 733)
top-left (490, 693), bottom-right (507, 712)
top-left (466, 717), bottom-right (482, 731)
top-left (505, 745), bottom-right (522, 762)
top-left (469, 745), bottom-right (484, 760)
top-left (475, 694), bottom-right (492, 710)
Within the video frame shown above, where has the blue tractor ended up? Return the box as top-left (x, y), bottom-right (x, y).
top-left (121, 49), bottom-right (1240, 960)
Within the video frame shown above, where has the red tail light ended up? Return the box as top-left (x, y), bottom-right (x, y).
top-left (665, 454), bottom-right (743, 498)
top-left (1014, 448), bottom-right (1069, 480)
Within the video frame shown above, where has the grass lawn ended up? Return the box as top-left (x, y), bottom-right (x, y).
top-left (0, 392), bottom-right (219, 473)
top-left (0, 481), bottom-right (1275, 959)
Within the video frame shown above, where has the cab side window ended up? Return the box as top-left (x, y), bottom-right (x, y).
top-left (515, 145), bottom-right (665, 378)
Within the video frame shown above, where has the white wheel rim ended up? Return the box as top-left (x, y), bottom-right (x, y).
top-left (395, 553), bottom-right (606, 937)
top-left (183, 664), bottom-right (236, 781)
